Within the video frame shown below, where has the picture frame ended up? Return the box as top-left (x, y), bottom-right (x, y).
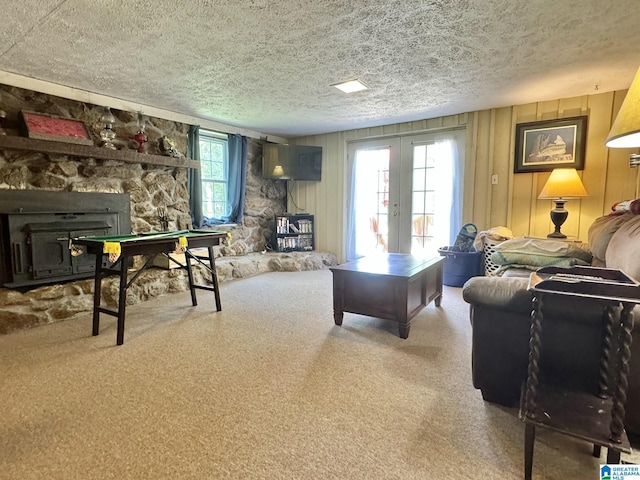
top-left (19, 110), bottom-right (94, 146)
top-left (514, 115), bottom-right (588, 173)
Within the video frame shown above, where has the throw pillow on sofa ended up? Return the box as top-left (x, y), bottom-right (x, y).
top-left (605, 214), bottom-right (640, 281)
top-left (588, 212), bottom-right (635, 266)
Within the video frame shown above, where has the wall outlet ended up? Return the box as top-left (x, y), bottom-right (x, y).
top-left (491, 174), bottom-right (498, 185)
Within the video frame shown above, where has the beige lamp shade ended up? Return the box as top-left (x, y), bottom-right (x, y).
top-left (272, 165), bottom-right (285, 177)
top-left (606, 66), bottom-right (640, 148)
top-left (538, 168), bottom-right (588, 199)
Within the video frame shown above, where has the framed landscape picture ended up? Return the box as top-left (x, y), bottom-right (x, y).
top-left (514, 116), bottom-right (588, 173)
top-left (19, 110), bottom-right (94, 146)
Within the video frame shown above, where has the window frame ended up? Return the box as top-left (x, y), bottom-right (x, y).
top-left (199, 129), bottom-right (229, 221)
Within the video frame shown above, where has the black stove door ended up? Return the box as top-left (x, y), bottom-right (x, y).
top-left (70, 227), bottom-right (110, 274)
top-left (29, 230), bottom-right (73, 279)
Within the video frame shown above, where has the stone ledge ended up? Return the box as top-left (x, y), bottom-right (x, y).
top-left (0, 251), bottom-right (337, 335)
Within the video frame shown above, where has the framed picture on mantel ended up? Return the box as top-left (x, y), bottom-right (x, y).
top-left (19, 110), bottom-right (94, 146)
top-left (514, 115), bottom-right (588, 173)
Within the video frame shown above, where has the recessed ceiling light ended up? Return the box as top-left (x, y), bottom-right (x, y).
top-left (331, 79), bottom-right (369, 93)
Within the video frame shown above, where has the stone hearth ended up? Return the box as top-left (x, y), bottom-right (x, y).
top-left (0, 250), bottom-right (337, 334)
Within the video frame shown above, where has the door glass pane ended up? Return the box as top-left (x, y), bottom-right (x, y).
top-left (412, 167), bottom-right (426, 192)
top-left (354, 148), bottom-right (390, 257)
top-left (411, 144), bottom-right (439, 257)
top-left (412, 192), bottom-right (425, 212)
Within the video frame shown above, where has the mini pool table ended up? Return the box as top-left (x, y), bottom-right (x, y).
top-left (73, 230), bottom-right (227, 345)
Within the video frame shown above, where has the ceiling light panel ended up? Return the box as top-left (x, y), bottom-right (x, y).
top-left (332, 79), bottom-right (369, 93)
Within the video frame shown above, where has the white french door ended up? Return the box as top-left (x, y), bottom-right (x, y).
top-left (347, 131), bottom-right (464, 261)
top-left (347, 138), bottom-right (401, 259)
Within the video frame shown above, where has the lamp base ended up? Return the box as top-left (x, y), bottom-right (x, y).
top-left (547, 199), bottom-right (568, 239)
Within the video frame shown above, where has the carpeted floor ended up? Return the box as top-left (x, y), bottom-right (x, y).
top-left (0, 269), bottom-right (637, 479)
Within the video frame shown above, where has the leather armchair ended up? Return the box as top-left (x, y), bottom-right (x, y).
top-left (462, 268), bottom-right (640, 436)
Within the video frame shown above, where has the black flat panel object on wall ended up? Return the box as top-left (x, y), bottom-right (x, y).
top-left (262, 144), bottom-right (322, 181)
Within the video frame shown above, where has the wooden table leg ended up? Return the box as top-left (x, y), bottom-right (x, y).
top-left (398, 323), bottom-right (410, 339)
top-left (185, 248), bottom-right (198, 307)
top-left (91, 253), bottom-right (103, 336)
top-left (332, 274), bottom-right (344, 326)
top-left (606, 448), bottom-right (621, 464)
top-left (592, 445), bottom-right (601, 457)
top-left (208, 246), bottom-right (221, 311)
top-left (116, 255), bottom-right (129, 346)
top-left (524, 423), bottom-right (535, 480)
top-left (396, 282), bottom-right (409, 339)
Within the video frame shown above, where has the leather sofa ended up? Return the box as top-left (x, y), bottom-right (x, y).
top-left (462, 212), bottom-right (640, 435)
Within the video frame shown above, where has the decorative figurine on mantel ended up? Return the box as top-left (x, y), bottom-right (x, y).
top-left (158, 135), bottom-right (184, 157)
top-left (133, 125), bottom-right (148, 153)
top-left (132, 112), bottom-right (148, 153)
top-left (99, 108), bottom-right (117, 149)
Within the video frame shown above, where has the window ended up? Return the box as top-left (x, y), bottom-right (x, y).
top-left (189, 129), bottom-right (246, 227)
top-left (199, 130), bottom-right (229, 220)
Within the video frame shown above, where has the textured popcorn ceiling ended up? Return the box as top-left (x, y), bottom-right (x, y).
top-left (1, 0), bottom-right (640, 137)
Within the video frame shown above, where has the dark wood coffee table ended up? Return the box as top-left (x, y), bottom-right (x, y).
top-left (330, 253), bottom-right (443, 339)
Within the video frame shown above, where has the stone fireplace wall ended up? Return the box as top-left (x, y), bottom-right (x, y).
top-left (0, 84), bottom-right (338, 334)
top-left (0, 84), bottom-right (287, 253)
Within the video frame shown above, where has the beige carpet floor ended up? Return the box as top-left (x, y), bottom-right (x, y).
top-left (0, 269), bottom-right (637, 479)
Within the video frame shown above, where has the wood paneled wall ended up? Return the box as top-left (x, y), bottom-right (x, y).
top-left (291, 90), bottom-right (638, 263)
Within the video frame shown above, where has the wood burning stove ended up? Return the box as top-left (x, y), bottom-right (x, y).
top-left (0, 190), bottom-right (131, 288)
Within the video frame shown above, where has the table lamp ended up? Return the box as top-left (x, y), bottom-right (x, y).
top-left (538, 168), bottom-right (588, 238)
top-left (605, 66), bottom-right (640, 166)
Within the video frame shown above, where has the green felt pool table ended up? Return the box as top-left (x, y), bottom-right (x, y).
top-left (73, 230), bottom-right (227, 345)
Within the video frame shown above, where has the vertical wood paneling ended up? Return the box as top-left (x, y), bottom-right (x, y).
top-left (472, 110), bottom-right (492, 229)
top-left (443, 115), bottom-right (459, 128)
top-left (382, 124), bottom-right (398, 136)
top-left (538, 100), bottom-right (561, 120)
top-left (579, 92), bottom-right (615, 240)
top-left (604, 89), bottom-right (637, 213)
top-left (557, 95), bottom-right (585, 118)
top-left (532, 172), bottom-right (554, 239)
top-left (395, 122), bottom-right (414, 134)
top-left (509, 103), bottom-right (537, 236)
top-left (328, 132), bottom-right (346, 255)
top-left (425, 118), bottom-right (443, 130)
top-left (490, 107), bottom-right (514, 228)
top-left (291, 89), bottom-right (630, 262)
top-left (462, 112), bottom-right (478, 227)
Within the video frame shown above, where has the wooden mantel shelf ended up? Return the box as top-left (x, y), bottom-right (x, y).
top-left (0, 135), bottom-right (200, 169)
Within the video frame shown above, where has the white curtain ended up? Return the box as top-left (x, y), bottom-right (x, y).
top-left (432, 137), bottom-right (462, 246)
top-left (346, 151), bottom-right (358, 261)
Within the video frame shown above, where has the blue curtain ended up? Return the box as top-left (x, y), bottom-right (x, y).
top-left (188, 129), bottom-right (247, 227)
top-left (222, 134), bottom-right (247, 224)
top-left (187, 125), bottom-right (204, 228)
